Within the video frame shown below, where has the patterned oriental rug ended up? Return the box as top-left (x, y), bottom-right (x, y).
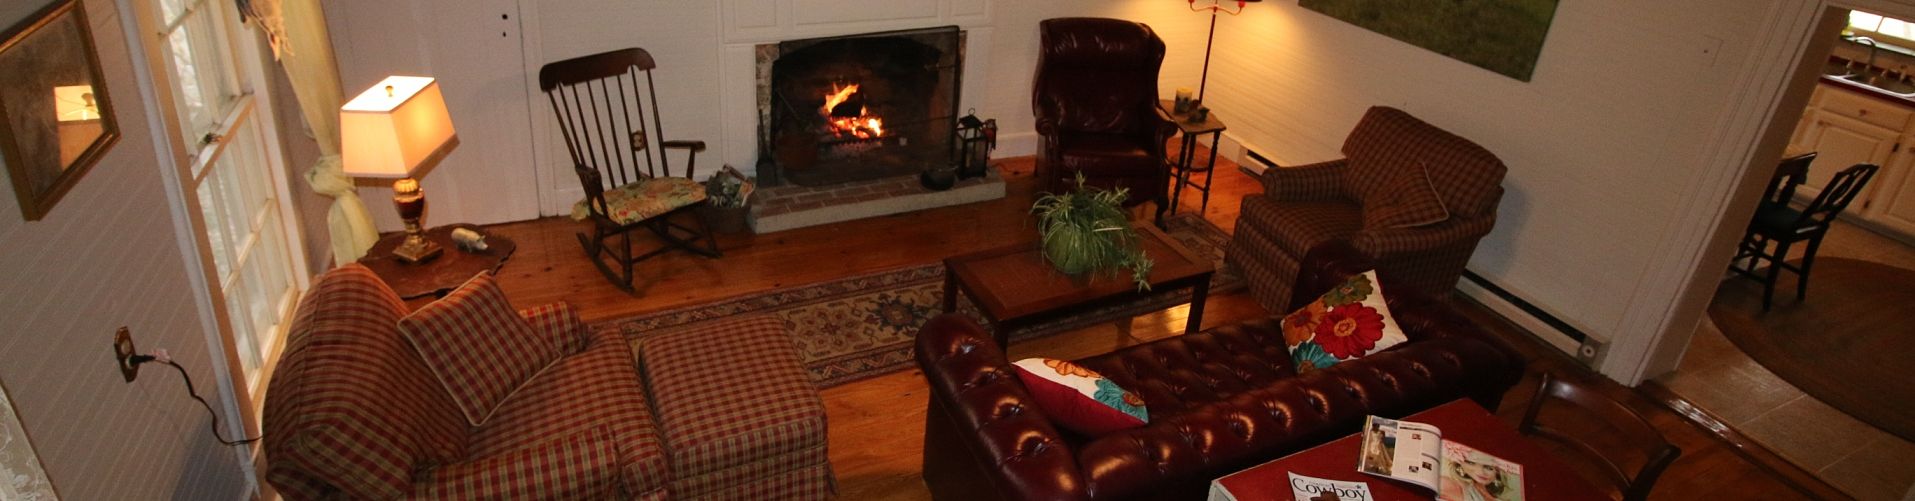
top-left (597, 214), bottom-right (1243, 388)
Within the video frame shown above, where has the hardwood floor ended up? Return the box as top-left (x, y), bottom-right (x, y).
top-left (477, 156), bottom-right (1835, 500)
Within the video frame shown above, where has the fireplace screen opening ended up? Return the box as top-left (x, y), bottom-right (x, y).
top-left (763, 26), bottom-right (961, 187)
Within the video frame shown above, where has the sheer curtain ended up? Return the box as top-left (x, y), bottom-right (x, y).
top-left (255, 0), bottom-right (379, 264)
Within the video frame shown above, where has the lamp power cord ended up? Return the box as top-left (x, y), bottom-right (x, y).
top-left (130, 350), bottom-right (261, 446)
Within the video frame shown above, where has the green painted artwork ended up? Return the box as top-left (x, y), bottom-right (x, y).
top-left (1298, 0), bottom-right (1561, 81)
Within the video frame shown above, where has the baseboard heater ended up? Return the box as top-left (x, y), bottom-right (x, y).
top-left (1460, 271), bottom-right (1588, 344)
top-left (1240, 148), bottom-right (1271, 176)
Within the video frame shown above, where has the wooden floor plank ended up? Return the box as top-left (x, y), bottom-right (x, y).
top-left (474, 155), bottom-right (1830, 500)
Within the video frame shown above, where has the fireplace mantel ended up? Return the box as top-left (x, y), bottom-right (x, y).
top-left (715, 0), bottom-right (995, 176)
top-left (719, 0), bottom-right (990, 44)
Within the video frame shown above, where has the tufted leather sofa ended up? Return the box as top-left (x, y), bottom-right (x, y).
top-left (914, 245), bottom-right (1525, 501)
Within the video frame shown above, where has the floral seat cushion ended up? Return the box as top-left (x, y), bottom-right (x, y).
top-left (570, 177), bottom-right (707, 225)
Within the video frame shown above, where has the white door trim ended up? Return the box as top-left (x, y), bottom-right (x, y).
top-left (1618, 0), bottom-right (1915, 385)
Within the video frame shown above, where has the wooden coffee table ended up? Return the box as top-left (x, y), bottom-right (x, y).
top-left (942, 223), bottom-right (1215, 348)
top-left (1208, 399), bottom-right (1610, 501)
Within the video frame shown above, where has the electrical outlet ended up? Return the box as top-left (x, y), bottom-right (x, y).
top-left (1574, 337), bottom-right (1606, 367)
top-left (113, 327), bottom-right (138, 382)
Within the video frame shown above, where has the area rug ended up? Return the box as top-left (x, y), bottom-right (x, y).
top-left (598, 214), bottom-right (1241, 388)
top-left (1708, 257), bottom-right (1915, 441)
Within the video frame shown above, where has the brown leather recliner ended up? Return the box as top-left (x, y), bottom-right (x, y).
top-left (1228, 106), bottom-right (1508, 312)
top-left (1033, 18), bottom-right (1177, 223)
top-left (915, 243), bottom-right (1526, 501)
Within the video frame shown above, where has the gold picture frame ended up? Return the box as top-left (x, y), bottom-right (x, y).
top-left (1, 0), bottom-right (119, 221)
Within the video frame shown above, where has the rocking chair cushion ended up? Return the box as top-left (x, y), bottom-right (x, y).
top-left (570, 177), bottom-right (708, 226)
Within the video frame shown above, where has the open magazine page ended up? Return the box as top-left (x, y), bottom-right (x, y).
top-left (1436, 441), bottom-right (1525, 501)
top-left (1355, 416), bottom-right (1444, 489)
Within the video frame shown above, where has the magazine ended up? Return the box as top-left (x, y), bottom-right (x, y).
top-left (1355, 416), bottom-right (1525, 501)
top-left (1287, 472), bottom-right (1374, 501)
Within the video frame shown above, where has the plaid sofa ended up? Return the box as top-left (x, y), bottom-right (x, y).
top-left (264, 264), bottom-right (833, 500)
top-left (1227, 106), bottom-right (1507, 312)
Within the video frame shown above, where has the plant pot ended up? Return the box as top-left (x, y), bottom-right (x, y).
top-left (698, 204), bottom-right (753, 235)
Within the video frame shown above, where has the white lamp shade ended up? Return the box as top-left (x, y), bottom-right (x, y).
top-left (340, 76), bottom-right (458, 178)
top-left (54, 85), bottom-right (100, 122)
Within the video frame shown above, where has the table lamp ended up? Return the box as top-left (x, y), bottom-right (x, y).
top-left (341, 76), bottom-right (459, 263)
top-left (1187, 0), bottom-right (1261, 101)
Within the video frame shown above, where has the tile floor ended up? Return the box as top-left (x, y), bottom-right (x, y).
top-left (1657, 219), bottom-right (1915, 501)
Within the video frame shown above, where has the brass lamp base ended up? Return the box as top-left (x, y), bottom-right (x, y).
top-left (390, 177), bottom-right (442, 264)
top-left (393, 232), bottom-right (442, 263)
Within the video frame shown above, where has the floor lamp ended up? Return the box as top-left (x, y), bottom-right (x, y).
top-left (1188, 0), bottom-right (1260, 102)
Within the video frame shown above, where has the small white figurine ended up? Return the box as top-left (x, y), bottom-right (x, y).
top-left (451, 227), bottom-right (488, 252)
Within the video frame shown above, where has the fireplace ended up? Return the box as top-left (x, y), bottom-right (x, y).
top-left (759, 26), bottom-right (962, 187)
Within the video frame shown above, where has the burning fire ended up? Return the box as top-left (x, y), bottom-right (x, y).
top-left (821, 83), bottom-right (883, 138)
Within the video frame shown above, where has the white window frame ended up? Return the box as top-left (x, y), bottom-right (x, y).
top-left (123, 0), bottom-right (310, 467)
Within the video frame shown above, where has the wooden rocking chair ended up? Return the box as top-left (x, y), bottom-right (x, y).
top-left (539, 48), bottom-right (720, 292)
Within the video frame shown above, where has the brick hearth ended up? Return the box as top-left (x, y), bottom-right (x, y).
top-left (749, 166), bottom-right (1006, 233)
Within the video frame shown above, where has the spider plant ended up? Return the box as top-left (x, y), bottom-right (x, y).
top-left (1031, 174), bottom-right (1153, 290)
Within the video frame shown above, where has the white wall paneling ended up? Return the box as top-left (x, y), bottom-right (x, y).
top-left (0, 0), bottom-right (252, 497)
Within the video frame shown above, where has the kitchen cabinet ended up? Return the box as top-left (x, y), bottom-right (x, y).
top-left (1786, 81), bottom-right (1915, 240)
top-left (1794, 109), bottom-right (1898, 195)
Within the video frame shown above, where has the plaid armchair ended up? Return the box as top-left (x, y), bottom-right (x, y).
top-left (263, 265), bottom-right (666, 500)
top-left (1226, 106), bottom-right (1507, 312)
top-left (264, 265), bottom-right (833, 500)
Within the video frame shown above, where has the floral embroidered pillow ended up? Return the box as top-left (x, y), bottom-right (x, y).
top-left (1282, 270), bottom-right (1409, 374)
top-left (1011, 358), bottom-right (1149, 435)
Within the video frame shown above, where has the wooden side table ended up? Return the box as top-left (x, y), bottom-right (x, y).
top-left (358, 224), bottom-right (516, 299)
top-left (942, 223), bottom-right (1214, 348)
top-left (1157, 99), bottom-right (1228, 215)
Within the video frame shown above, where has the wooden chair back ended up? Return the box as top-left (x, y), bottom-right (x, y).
top-left (539, 48), bottom-right (697, 219)
top-left (1795, 163), bottom-right (1878, 230)
top-left (1518, 373), bottom-right (1680, 501)
top-left (1762, 152), bottom-right (1816, 207)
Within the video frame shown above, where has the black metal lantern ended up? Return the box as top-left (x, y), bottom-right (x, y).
top-left (953, 110), bottom-right (997, 179)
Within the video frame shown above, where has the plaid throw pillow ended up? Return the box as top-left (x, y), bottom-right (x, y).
top-left (1283, 270), bottom-right (1409, 374)
top-left (399, 272), bottom-right (560, 426)
top-left (1363, 162), bottom-right (1450, 229)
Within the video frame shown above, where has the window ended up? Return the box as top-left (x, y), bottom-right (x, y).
top-left (137, 0), bottom-right (306, 425)
top-left (1849, 11), bottom-right (1915, 48)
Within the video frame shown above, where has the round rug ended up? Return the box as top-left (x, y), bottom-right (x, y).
top-left (1708, 257), bottom-right (1915, 442)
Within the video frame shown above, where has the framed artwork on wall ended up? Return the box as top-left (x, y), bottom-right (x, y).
top-left (0, 0), bottom-right (119, 221)
top-left (1297, 0), bottom-right (1561, 81)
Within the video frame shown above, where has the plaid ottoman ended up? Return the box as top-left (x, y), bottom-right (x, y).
top-left (638, 315), bottom-right (835, 500)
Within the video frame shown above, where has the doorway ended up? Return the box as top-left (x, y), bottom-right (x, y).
top-left (1655, 6), bottom-right (1915, 500)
